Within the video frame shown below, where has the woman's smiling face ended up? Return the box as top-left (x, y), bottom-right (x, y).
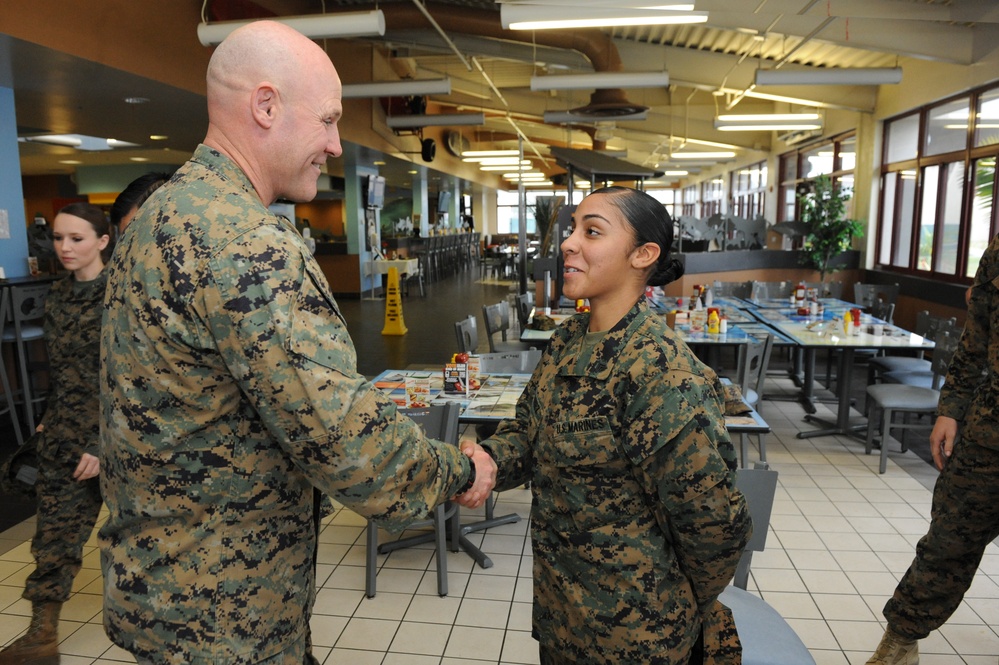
top-left (560, 193), bottom-right (642, 306)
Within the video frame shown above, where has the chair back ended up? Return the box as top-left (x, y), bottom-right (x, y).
top-left (805, 281), bottom-right (843, 299)
top-left (737, 333), bottom-right (774, 407)
top-left (401, 402), bottom-right (461, 446)
top-left (713, 280), bottom-right (753, 299)
top-left (9, 283), bottom-right (49, 323)
top-left (454, 315), bottom-right (478, 354)
top-left (854, 282), bottom-right (900, 308)
top-left (515, 292), bottom-right (534, 329)
top-left (478, 349), bottom-right (542, 374)
top-left (870, 300), bottom-right (895, 325)
top-left (732, 463), bottom-right (779, 590)
top-left (482, 302), bottom-right (513, 351)
top-left (931, 330), bottom-right (961, 391)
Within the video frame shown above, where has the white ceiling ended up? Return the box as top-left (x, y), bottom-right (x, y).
top-left (8, 0), bottom-right (999, 189)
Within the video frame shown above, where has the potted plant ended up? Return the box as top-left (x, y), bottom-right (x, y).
top-left (797, 174), bottom-right (865, 286)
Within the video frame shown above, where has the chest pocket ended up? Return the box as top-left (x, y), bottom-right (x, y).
top-left (545, 417), bottom-right (640, 533)
top-left (287, 261), bottom-right (356, 375)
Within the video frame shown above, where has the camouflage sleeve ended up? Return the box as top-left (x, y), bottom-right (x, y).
top-left (479, 378), bottom-right (537, 492)
top-left (204, 225), bottom-right (470, 530)
top-left (938, 236), bottom-right (998, 421)
top-left (625, 371), bottom-right (752, 608)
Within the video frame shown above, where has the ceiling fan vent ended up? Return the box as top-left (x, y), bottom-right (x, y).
top-left (569, 88), bottom-right (648, 118)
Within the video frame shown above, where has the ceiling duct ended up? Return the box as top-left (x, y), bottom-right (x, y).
top-left (207, 1), bottom-right (646, 119)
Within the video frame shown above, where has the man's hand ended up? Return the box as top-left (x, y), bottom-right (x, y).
top-left (929, 415), bottom-right (958, 471)
top-left (454, 440), bottom-right (496, 509)
top-left (73, 453), bottom-right (100, 481)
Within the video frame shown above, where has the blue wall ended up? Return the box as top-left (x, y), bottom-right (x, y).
top-left (0, 86), bottom-right (29, 278)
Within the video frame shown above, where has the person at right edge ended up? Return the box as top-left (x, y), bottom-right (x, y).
top-left (867, 234), bottom-right (999, 665)
top-left (460, 186), bottom-right (752, 664)
top-left (99, 20), bottom-right (495, 665)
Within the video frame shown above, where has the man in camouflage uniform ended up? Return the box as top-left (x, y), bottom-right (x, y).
top-left (99, 21), bottom-right (495, 665)
top-left (867, 233), bottom-right (999, 664)
top-left (480, 300), bottom-right (752, 664)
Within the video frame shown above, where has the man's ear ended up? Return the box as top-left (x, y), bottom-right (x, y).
top-left (632, 241), bottom-right (660, 271)
top-left (251, 83), bottom-right (278, 129)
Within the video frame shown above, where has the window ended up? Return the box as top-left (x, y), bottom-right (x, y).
top-left (701, 178), bottom-right (724, 217)
top-left (877, 82), bottom-right (999, 282)
top-left (778, 132), bottom-right (856, 223)
top-left (732, 161), bottom-right (767, 219)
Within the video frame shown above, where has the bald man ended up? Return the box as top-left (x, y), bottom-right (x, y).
top-left (99, 21), bottom-right (495, 665)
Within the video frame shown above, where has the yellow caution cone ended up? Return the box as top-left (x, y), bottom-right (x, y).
top-left (381, 266), bottom-right (408, 335)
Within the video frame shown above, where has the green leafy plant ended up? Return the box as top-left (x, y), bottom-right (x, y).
top-left (798, 174), bottom-right (865, 282)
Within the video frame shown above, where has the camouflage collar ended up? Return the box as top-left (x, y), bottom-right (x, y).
top-left (556, 297), bottom-right (651, 379)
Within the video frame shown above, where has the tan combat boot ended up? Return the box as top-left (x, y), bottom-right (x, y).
top-left (0, 602), bottom-right (61, 665)
top-left (866, 626), bottom-right (918, 665)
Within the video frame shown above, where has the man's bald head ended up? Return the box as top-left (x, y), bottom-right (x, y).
top-left (202, 20), bottom-right (343, 204)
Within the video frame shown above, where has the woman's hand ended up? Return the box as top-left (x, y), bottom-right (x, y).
top-left (73, 453), bottom-right (100, 481)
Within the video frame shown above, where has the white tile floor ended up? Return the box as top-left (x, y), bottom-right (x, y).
top-left (1, 373), bottom-right (998, 664)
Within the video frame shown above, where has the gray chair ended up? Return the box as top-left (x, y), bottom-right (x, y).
top-left (737, 333), bottom-right (774, 410)
top-left (0, 288), bottom-right (24, 446)
top-left (478, 349), bottom-right (542, 374)
top-left (867, 312), bottom-right (956, 385)
top-left (711, 280), bottom-right (752, 299)
top-left (805, 280), bottom-right (843, 299)
top-left (454, 315), bottom-right (479, 354)
top-left (514, 292), bottom-right (534, 330)
top-left (718, 463), bottom-right (816, 665)
top-left (865, 330), bottom-right (960, 473)
top-left (1, 283), bottom-right (50, 433)
top-left (734, 333), bottom-right (774, 464)
top-left (481, 301), bottom-right (535, 353)
top-left (854, 282), bottom-right (900, 308)
top-left (366, 403), bottom-right (461, 597)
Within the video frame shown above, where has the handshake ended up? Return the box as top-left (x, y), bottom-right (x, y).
top-left (453, 440), bottom-right (497, 509)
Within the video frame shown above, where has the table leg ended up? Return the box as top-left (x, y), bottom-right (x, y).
top-left (797, 348), bottom-right (866, 439)
top-left (377, 503), bottom-right (494, 569)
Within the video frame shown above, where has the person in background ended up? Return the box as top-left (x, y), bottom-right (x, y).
top-left (866, 235), bottom-right (999, 665)
top-left (108, 171), bottom-right (171, 234)
top-left (99, 20), bottom-right (495, 665)
top-left (460, 186), bottom-right (752, 664)
top-left (0, 202), bottom-right (110, 665)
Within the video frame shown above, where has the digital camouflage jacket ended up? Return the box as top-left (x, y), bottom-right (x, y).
top-left (939, 232), bottom-right (999, 446)
top-left (99, 145), bottom-right (471, 664)
top-left (485, 299), bottom-right (751, 664)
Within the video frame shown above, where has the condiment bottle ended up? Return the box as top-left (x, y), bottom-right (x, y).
top-left (843, 309), bottom-right (852, 334)
top-left (719, 314), bottom-right (729, 334)
top-left (707, 309), bottom-right (720, 334)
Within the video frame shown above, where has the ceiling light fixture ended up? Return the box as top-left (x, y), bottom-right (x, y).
top-left (460, 150), bottom-right (521, 158)
top-left (465, 157), bottom-right (528, 165)
top-left (385, 113), bottom-right (485, 129)
top-left (501, 5), bottom-right (707, 30)
top-left (342, 78), bottom-right (451, 99)
top-left (714, 113), bottom-right (823, 132)
top-left (754, 67), bottom-right (903, 87)
top-left (668, 151), bottom-right (737, 160)
top-left (531, 72), bottom-right (668, 91)
top-left (196, 11), bottom-right (386, 47)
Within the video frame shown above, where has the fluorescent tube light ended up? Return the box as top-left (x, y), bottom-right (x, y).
top-left (754, 67), bottom-right (903, 87)
top-left (461, 150), bottom-right (521, 158)
top-left (385, 113), bottom-right (485, 129)
top-left (532, 72), bottom-right (668, 91)
top-left (501, 5), bottom-right (707, 30)
top-left (714, 113), bottom-right (823, 132)
top-left (197, 11), bottom-right (385, 47)
top-left (669, 151), bottom-right (737, 160)
top-left (342, 78), bottom-right (451, 99)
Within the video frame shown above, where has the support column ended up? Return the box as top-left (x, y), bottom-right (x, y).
top-left (0, 86), bottom-right (30, 278)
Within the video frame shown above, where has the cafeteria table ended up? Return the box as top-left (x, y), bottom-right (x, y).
top-left (761, 318), bottom-right (934, 439)
top-left (372, 368), bottom-right (531, 568)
